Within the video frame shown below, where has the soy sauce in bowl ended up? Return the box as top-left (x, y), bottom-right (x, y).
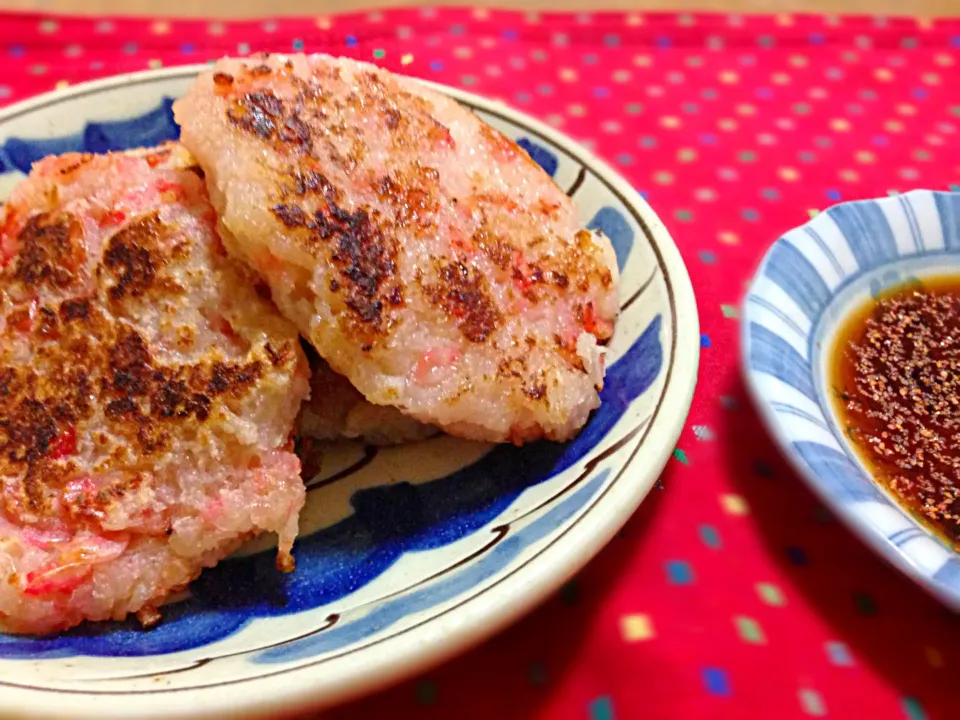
top-left (831, 277), bottom-right (960, 551)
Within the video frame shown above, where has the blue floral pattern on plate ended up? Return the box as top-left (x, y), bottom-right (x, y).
top-left (743, 190), bottom-right (960, 611)
top-left (0, 68), bottom-right (698, 716)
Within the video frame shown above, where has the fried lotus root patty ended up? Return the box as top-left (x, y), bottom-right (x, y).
top-left (0, 144), bottom-right (309, 634)
top-left (174, 53), bottom-right (620, 444)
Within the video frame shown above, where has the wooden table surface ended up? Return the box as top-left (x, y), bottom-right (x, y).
top-left (1, 0), bottom-right (958, 19)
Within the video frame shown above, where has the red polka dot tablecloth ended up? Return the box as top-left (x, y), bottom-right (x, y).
top-left (2, 8), bottom-right (960, 720)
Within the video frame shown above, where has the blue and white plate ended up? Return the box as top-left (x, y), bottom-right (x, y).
top-left (0, 66), bottom-right (699, 718)
top-left (743, 190), bottom-right (960, 612)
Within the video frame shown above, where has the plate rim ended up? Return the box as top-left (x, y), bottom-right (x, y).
top-left (740, 189), bottom-right (960, 612)
top-left (0, 63), bottom-right (701, 718)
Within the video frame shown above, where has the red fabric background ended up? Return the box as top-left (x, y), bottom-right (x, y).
top-left (1, 9), bottom-right (959, 720)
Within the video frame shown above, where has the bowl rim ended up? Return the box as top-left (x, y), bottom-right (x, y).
top-left (0, 64), bottom-right (701, 718)
top-left (741, 189), bottom-right (960, 612)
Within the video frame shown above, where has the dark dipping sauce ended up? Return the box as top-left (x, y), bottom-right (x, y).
top-left (831, 278), bottom-right (960, 550)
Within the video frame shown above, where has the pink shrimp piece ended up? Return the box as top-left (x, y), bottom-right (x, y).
top-left (24, 535), bottom-right (128, 597)
top-left (413, 347), bottom-right (461, 385)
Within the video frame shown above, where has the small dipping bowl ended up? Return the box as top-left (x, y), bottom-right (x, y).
top-left (742, 190), bottom-right (960, 611)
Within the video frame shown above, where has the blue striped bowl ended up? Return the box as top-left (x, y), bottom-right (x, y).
top-left (743, 190), bottom-right (960, 611)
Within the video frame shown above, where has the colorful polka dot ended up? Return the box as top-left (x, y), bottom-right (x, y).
top-left (798, 689), bottom-right (827, 717)
top-left (589, 696), bottom-right (615, 720)
top-left (734, 616), bottom-right (766, 644)
top-left (825, 640), bottom-right (854, 666)
top-left (757, 582), bottom-right (786, 606)
top-left (693, 424), bottom-right (715, 440)
top-left (702, 668), bottom-right (732, 697)
top-left (665, 560), bottom-right (694, 584)
top-left (620, 614), bottom-right (655, 642)
top-left (699, 525), bottom-right (722, 548)
top-left (901, 698), bottom-right (928, 720)
top-left (721, 494), bottom-right (749, 515)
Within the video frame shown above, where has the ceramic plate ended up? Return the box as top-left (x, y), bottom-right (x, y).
top-left (742, 190), bottom-right (960, 611)
top-left (0, 65), bottom-right (699, 719)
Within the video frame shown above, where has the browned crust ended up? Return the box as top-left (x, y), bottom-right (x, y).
top-left (0, 157), bottom-right (303, 525)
